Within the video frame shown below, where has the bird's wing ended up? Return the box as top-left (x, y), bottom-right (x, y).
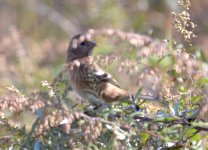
top-left (91, 64), bottom-right (120, 87)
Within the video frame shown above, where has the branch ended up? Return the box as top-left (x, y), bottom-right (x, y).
top-left (79, 113), bottom-right (132, 130)
top-left (134, 115), bottom-right (208, 132)
top-left (164, 130), bottom-right (200, 150)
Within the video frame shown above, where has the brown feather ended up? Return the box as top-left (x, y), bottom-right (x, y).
top-left (100, 83), bottom-right (129, 102)
top-left (67, 35), bottom-right (130, 105)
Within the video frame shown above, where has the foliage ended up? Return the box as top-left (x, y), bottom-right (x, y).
top-left (1, 0), bottom-right (208, 150)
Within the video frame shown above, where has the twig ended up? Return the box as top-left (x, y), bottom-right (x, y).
top-left (134, 115), bottom-right (208, 132)
top-left (79, 113), bottom-right (132, 130)
top-left (164, 130), bottom-right (200, 150)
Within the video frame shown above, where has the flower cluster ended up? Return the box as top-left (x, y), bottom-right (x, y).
top-left (0, 86), bottom-right (46, 114)
top-left (171, 0), bottom-right (197, 43)
top-left (173, 50), bottom-right (204, 81)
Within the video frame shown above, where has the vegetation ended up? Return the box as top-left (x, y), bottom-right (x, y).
top-left (1, 0), bottom-right (208, 149)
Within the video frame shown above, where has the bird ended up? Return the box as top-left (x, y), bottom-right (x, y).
top-left (66, 34), bottom-right (158, 107)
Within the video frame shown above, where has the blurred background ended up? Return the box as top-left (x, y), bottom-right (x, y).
top-left (0, 0), bottom-right (208, 95)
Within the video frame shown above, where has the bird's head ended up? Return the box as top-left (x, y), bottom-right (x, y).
top-left (67, 34), bottom-right (96, 62)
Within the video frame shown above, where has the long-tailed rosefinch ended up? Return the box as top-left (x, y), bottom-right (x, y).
top-left (66, 34), bottom-right (158, 106)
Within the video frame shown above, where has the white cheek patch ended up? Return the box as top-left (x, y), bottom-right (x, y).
top-left (72, 39), bottom-right (78, 49)
top-left (74, 60), bottom-right (80, 67)
top-left (72, 43), bottom-right (77, 49)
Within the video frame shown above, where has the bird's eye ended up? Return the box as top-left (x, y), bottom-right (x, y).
top-left (80, 42), bottom-right (86, 46)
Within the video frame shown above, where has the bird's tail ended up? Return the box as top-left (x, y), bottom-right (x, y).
top-left (136, 94), bottom-right (160, 101)
top-left (129, 94), bottom-right (161, 111)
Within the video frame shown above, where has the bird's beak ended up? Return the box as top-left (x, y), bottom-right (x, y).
top-left (89, 41), bottom-right (96, 48)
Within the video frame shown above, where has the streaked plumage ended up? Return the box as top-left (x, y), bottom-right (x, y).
top-left (66, 34), bottom-right (130, 105)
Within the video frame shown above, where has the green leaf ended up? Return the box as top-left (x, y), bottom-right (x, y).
top-left (192, 121), bottom-right (208, 127)
top-left (148, 55), bottom-right (160, 66)
top-left (129, 111), bottom-right (143, 118)
top-left (173, 101), bottom-right (180, 116)
top-left (140, 131), bottom-right (150, 144)
top-left (198, 77), bottom-right (208, 86)
top-left (154, 117), bottom-right (178, 122)
top-left (186, 108), bottom-right (199, 118)
top-left (185, 128), bottom-right (201, 142)
top-left (191, 96), bottom-right (202, 104)
top-left (191, 133), bottom-right (201, 142)
top-left (158, 56), bottom-right (173, 70)
top-left (196, 50), bottom-right (207, 62)
top-left (157, 111), bottom-right (171, 118)
top-left (179, 86), bottom-right (187, 93)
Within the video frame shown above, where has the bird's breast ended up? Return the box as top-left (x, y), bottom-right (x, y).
top-left (68, 64), bottom-right (103, 104)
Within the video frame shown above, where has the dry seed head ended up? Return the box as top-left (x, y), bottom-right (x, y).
top-left (177, 0), bottom-right (191, 10)
top-left (66, 114), bottom-right (74, 124)
top-left (64, 123), bottom-right (71, 134)
top-left (43, 119), bottom-right (50, 130)
top-left (172, 1), bottom-right (196, 43)
top-left (87, 29), bottom-right (95, 34)
top-left (74, 112), bottom-right (80, 119)
top-left (106, 29), bottom-right (114, 36)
